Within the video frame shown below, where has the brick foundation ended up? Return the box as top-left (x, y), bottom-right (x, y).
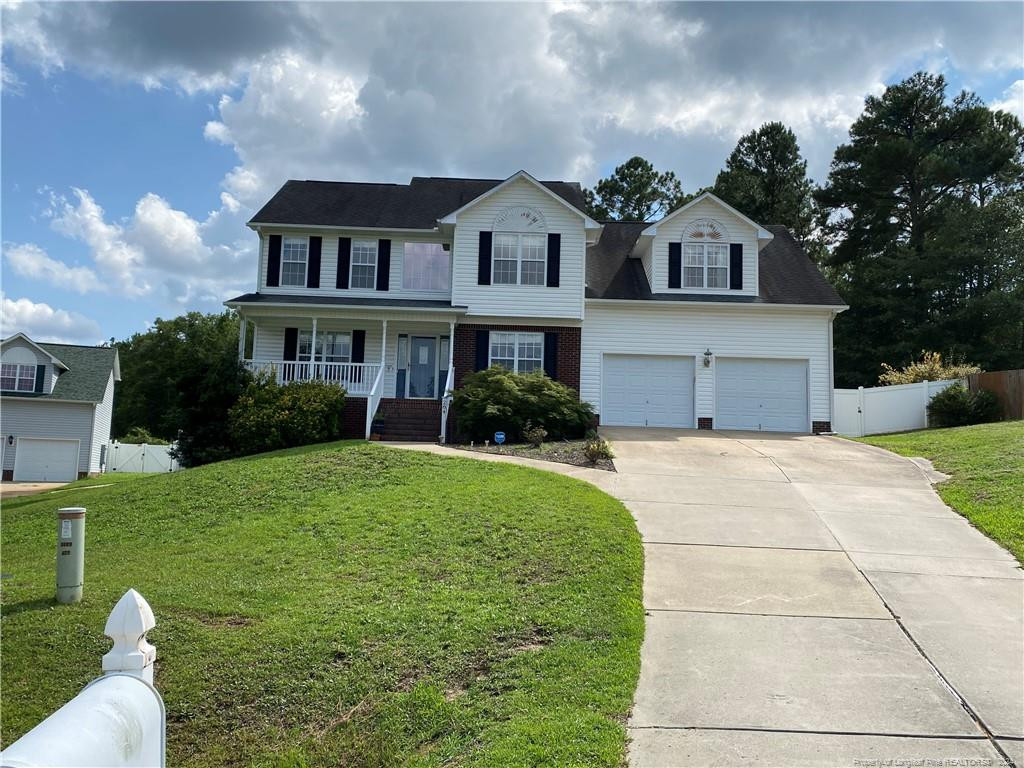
top-left (341, 397), bottom-right (368, 439)
top-left (453, 324), bottom-right (581, 393)
top-left (697, 417), bottom-right (713, 430)
top-left (811, 421), bottom-right (832, 434)
top-left (2, 469), bottom-right (11, 481)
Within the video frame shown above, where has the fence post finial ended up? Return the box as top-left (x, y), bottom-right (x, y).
top-left (102, 588), bottom-right (156, 684)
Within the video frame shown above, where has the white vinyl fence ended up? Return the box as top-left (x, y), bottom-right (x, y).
top-left (833, 379), bottom-right (963, 437)
top-left (105, 442), bottom-right (179, 473)
top-left (0, 590), bottom-right (164, 767)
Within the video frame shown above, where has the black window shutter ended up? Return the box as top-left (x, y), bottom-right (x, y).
top-left (543, 332), bottom-right (558, 380)
top-left (478, 231), bottom-right (492, 285)
top-left (266, 234), bottom-right (282, 287)
top-left (729, 243), bottom-right (743, 289)
top-left (351, 330), bottom-right (365, 363)
top-left (307, 236), bottom-right (322, 288)
top-left (474, 330), bottom-right (490, 371)
top-left (283, 328), bottom-right (298, 361)
top-left (376, 239), bottom-right (391, 291)
top-left (34, 365), bottom-right (45, 393)
top-left (546, 233), bottom-right (560, 287)
top-left (668, 242), bottom-right (682, 289)
top-left (337, 237), bottom-right (351, 289)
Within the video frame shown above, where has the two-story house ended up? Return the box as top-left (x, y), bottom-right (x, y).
top-left (0, 333), bottom-right (120, 481)
top-left (226, 170), bottom-right (846, 441)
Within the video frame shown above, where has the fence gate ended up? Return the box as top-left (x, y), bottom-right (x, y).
top-left (106, 442), bottom-right (179, 473)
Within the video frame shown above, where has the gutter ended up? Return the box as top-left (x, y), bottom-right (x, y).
top-left (586, 298), bottom-right (850, 312)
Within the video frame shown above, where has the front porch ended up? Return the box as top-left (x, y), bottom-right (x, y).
top-left (236, 309), bottom-right (460, 441)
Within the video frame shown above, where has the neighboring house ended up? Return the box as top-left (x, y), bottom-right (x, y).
top-left (0, 333), bottom-right (121, 481)
top-left (226, 170), bottom-right (846, 441)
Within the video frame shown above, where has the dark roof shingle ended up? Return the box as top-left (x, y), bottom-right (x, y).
top-left (585, 222), bottom-right (844, 306)
top-left (1, 343), bottom-right (117, 402)
top-left (249, 176), bottom-right (586, 230)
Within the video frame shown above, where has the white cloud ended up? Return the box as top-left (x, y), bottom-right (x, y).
top-left (42, 187), bottom-right (254, 308)
top-left (991, 80), bottom-right (1024, 120)
top-left (3, 242), bottom-right (104, 294)
top-left (0, 294), bottom-right (102, 344)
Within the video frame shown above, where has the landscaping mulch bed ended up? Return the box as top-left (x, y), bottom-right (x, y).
top-left (455, 439), bottom-right (617, 472)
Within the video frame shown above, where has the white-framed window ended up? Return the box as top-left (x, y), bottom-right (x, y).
top-left (351, 240), bottom-right (377, 289)
top-left (298, 331), bottom-right (352, 363)
top-left (492, 233), bottom-right (547, 286)
top-left (281, 237), bottom-right (308, 287)
top-left (402, 242), bottom-right (449, 291)
top-left (683, 243), bottom-right (729, 289)
top-left (489, 332), bottom-right (544, 374)
top-left (1, 363), bottom-right (36, 392)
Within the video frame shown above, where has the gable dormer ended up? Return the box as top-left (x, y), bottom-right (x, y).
top-left (640, 192), bottom-right (774, 298)
top-left (0, 333), bottom-right (65, 395)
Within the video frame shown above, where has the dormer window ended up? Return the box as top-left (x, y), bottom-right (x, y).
top-left (1, 363), bottom-right (36, 392)
top-left (683, 218), bottom-right (729, 289)
top-left (492, 206), bottom-right (547, 286)
top-left (281, 237), bottom-right (308, 287)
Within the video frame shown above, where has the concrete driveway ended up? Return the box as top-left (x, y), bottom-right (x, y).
top-left (597, 427), bottom-right (1023, 768)
top-left (0, 481), bottom-right (68, 499)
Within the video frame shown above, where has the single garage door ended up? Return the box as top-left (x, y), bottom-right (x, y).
top-left (716, 358), bottom-right (808, 432)
top-left (13, 438), bottom-right (80, 482)
top-left (602, 354), bottom-right (694, 427)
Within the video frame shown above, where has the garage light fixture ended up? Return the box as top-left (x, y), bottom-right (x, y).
top-left (703, 349), bottom-right (713, 367)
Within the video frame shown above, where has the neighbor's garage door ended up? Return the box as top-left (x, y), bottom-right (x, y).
top-left (602, 355), bottom-right (694, 427)
top-left (715, 358), bottom-right (808, 432)
top-left (13, 438), bottom-right (79, 482)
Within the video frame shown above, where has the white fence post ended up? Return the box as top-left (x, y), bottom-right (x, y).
top-left (0, 590), bottom-right (165, 767)
top-left (833, 378), bottom-right (962, 437)
top-left (857, 386), bottom-right (865, 438)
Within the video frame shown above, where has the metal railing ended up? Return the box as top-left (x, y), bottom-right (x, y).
top-left (364, 365), bottom-right (386, 439)
top-left (244, 360), bottom-right (381, 397)
top-left (440, 366), bottom-right (455, 444)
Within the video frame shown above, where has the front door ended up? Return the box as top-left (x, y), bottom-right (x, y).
top-left (409, 337), bottom-right (437, 398)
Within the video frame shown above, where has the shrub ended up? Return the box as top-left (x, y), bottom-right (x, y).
top-left (879, 351), bottom-right (981, 386)
top-left (453, 367), bottom-right (594, 442)
top-left (228, 373), bottom-right (348, 455)
top-left (523, 421), bottom-right (548, 448)
top-left (582, 435), bottom-right (614, 463)
top-left (927, 383), bottom-right (1001, 428)
top-left (118, 426), bottom-right (168, 445)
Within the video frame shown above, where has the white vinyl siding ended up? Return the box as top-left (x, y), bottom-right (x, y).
top-left (451, 176), bottom-right (586, 319)
top-left (651, 197), bottom-right (758, 296)
top-left (89, 372), bottom-right (116, 472)
top-left (258, 233), bottom-right (451, 300)
top-left (0, 399), bottom-right (97, 475)
top-left (581, 303), bottom-right (833, 427)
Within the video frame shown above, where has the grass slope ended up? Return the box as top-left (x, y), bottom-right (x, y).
top-left (857, 421), bottom-right (1024, 563)
top-left (1, 442), bottom-right (643, 767)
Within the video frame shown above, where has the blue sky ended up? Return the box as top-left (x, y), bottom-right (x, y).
top-left (2, 2), bottom-right (1021, 344)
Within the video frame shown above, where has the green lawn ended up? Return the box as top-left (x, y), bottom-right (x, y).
top-left (1, 442), bottom-right (643, 767)
top-left (856, 421), bottom-right (1024, 563)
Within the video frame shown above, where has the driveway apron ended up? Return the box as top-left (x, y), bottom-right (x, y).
top-left (599, 427), bottom-right (1023, 768)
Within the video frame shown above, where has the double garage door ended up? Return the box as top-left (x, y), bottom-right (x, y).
top-left (601, 355), bottom-right (808, 432)
top-left (13, 438), bottom-right (80, 482)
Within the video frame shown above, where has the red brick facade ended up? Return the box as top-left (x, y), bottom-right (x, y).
top-left (697, 417), bottom-right (714, 430)
top-left (811, 421), bottom-right (832, 434)
top-left (340, 397), bottom-right (368, 439)
top-left (453, 324), bottom-right (582, 393)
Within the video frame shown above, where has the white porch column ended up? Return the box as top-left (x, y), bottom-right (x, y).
top-left (310, 317), bottom-right (318, 380)
top-left (447, 320), bottom-right (455, 388)
top-left (237, 316), bottom-right (247, 359)
top-left (380, 319), bottom-right (388, 368)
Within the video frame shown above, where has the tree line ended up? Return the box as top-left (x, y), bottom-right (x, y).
top-left (584, 72), bottom-right (1023, 388)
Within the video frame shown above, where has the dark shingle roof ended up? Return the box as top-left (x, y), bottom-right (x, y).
top-left (226, 293), bottom-right (466, 310)
top-left (1, 343), bottom-right (117, 402)
top-left (585, 222), bottom-right (844, 306)
top-left (249, 176), bottom-right (587, 230)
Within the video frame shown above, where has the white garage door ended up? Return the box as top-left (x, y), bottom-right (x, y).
top-left (716, 358), bottom-right (808, 432)
top-left (13, 438), bottom-right (80, 482)
top-left (602, 355), bottom-right (694, 428)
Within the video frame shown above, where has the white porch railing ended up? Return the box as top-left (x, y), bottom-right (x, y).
top-left (244, 360), bottom-right (381, 397)
top-left (0, 589), bottom-right (164, 767)
top-left (439, 366), bottom-right (455, 444)
top-left (364, 365), bottom-right (385, 439)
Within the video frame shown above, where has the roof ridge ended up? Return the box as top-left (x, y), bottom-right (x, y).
top-left (40, 342), bottom-right (112, 349)
top-left (293, 179), bottom-right (407, 187)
